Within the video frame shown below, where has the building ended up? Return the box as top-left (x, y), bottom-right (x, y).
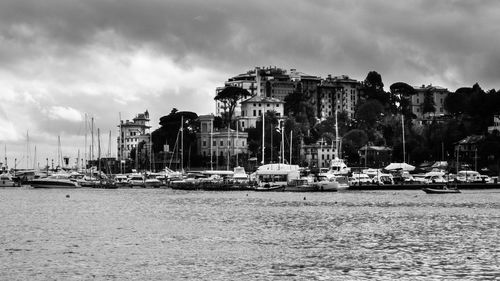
top-left (197, 114), bottom-right (249, 162)
top-left (488, 115), bottom-right (500, 134)
top-left (317, 75), bottom-right (362, 119)
top-left (215, 67), bottom-right (320, 120)
top-left (117, 111), bottom-right (151, 160)
top-left (411, 84), bottom-right (450, 122)
top-left (358, 145), bottom-right (392, 168)
top-left (238, 96), bottom-right (284, 130)
top-left (301, 140), bottom-right (337, 168)
top-left (455, 135), bottom-right (485, 168)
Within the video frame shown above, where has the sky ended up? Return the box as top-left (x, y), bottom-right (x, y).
top-left (1, 0), bottom-right (500, 169)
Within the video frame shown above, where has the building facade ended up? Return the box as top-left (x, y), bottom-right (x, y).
top-left (317, 75), bottom-right (362, 119)
top-left (301, 140), bottom-right (337, 169)
top-left (117, 111), bottom-right (151, 160)
top-left (358, 145), bottom-right (392, 168)
top-left (238, 96), bottom-right (284, 130)
top-left (411, 84), bottom-right (449, 122)
top-left (197, 114), bottom-right (249, 160)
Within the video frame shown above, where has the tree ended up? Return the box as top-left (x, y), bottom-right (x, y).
top-left (390, 82), bottom-right (416, 117)
top-left (355, 100), bottom-right (385, 129)
top-left (214, 86), bottom-right (251, 127)
top-left (422, 89), bottom-right (436, 114)
top-left (152, 109), bottom-right (199, 168)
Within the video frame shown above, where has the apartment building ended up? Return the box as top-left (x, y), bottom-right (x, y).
top-left (117, 111), bottom-right (151, 160)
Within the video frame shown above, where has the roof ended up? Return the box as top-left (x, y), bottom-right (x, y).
top-left (241, 95), bottom-right (283, 104)
top-left (359, 145), bottom-right (392, 151)
top-left (456, 135), bottom-right (485, 145)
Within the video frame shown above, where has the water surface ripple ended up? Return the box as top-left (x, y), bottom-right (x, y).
top-left (1, 189), bottom-right (499, 280)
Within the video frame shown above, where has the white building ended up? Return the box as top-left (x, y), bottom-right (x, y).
top-left (117, 111), bottom-right (151, 160)
top-left (238, 96), bottom-right (284, 130)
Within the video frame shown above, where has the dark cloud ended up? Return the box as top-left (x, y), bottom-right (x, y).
top-left (2, 0), bottom-right (500, 162)
top-left (2, 0), bottom-right (499, 90)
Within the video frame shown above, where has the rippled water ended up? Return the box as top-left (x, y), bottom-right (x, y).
top-left (1, 188), bottom-right (499, 280)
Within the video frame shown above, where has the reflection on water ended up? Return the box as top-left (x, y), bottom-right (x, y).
top-left (1, 189), bottom-right (499, 280)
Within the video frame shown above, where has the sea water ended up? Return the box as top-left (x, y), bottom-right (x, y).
top-left (1, 188), bottom-right (499, 280)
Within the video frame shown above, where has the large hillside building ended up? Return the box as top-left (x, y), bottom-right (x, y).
top-left (197, 114), bottom-right (248, 163)
top-left (238, 96), bottom-right (284, 130)
top-left (117, 111), bottom-right (151, 160)
top-left (411, 84), bottom-right (449, 122)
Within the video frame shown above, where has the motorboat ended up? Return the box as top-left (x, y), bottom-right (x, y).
top-left (30, 173), bottom-right (80, 188)
top-left (0, 173), bottom-right (17, 187)
top-left (114, 174), bottom-right (130, 188)
top-left (128, 174), bottom-right (145, 188)
top-left (313, 175), bottom-right (339, 191)
top-left (255, 163), bottom-right (301, 189)
top-left (285, 178), bottom-right (319, 192)
top-left (144, 174), bottom-right (162, 188)
top-left (254, 184), bottom-right (285, 192)
top-left (422, 186), bottom-right (461, 194)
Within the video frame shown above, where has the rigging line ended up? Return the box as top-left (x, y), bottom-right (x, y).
top-left (168, 129), bottom-right (180, 170)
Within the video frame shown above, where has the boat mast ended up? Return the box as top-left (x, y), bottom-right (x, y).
top-left (235, 122), bottom-right (238, 167)
top-left (335, 107), bottom-right (339, 159)
top-left (226, 124), bottom-right (230, 170)
top-left (261, 113), bottom-right (265, 165)
top-left (26, 131), bottom-right (29, 170)
top-left (281, 121), bottom-right (284, 164)
top-left (210, 118), bottom-right (213, 170)
top-left (57, 135), bottom-right (61, 168)
top-left (91, 117), bottom-right (94, 165)
top-left (180, 115), bottom-right (184, 172)
top-left (98, 128), bottom-right (101, 174)
top-left (84, 113), bottom-right (87, 173)
top-left (402, 115), bottom-right (406, 163)
top-left (289, 130), bottom-right (292, 165)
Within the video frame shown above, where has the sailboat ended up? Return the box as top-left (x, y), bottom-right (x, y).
top-left (319, 108), bottom-right (350, 190)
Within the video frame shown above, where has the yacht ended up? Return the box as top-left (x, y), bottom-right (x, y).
top-left (0, 173), bottom-right (17, 187)
top-left (255, 163), bottom-right (301, 188)
top-left (30, 173), bottom-right (80, 188)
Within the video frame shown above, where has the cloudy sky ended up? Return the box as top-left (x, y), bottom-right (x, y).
top-left (1, 0), bottom-right (499, 169)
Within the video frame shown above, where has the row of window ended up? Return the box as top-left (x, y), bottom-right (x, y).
top-left (202, 140), bottom-right (246, 147)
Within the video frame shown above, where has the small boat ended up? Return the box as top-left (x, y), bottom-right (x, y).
top-left (30, 173), bottom-right (80, 188)
top-left (255, 184), bottom-right (285, 192)
top-left (422, 186), bottom-right (461, 194)
top-left (285, 178), bottom-right (319, 192)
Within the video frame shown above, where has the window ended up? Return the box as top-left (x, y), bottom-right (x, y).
top-left (213, 141), bottom-right (216, 146)
top-left (276, 104), bottom-right (279, 107)
top-left (259, 110), bottom-right (262, 116)
top-left (220, 141), bottom-right (223, 146)
top-left (242, 141), bottom-right (245, 146)
top-left (267, 103), bottom-right (270, 107)
top-left (203, 140), bottom-right (207, 147)
top-left (253, 110), bottom-right (256, 116)
top-left (242, 121), bottom-right (245, 127)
